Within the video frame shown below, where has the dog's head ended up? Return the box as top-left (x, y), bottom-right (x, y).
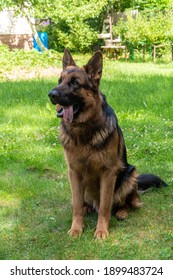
top-left (48, 49), bottom-right (103, 123)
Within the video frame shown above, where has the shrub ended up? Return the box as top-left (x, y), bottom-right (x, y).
top-left (113, 10), bottom-right (173, 47)
top-left (39, 0), bottom-right (107, 53)
top-left (46, 19), bottom-right (98, 53)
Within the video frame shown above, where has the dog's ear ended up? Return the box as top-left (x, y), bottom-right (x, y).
top-left (63, 48), bottom-right (76, 69)
top-left (84, 51), bottom-right (103, 88)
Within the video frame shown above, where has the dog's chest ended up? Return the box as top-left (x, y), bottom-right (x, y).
top-left (59, 118), bottom-right (120, 174)
top-left (63, 138), bottom-right (119, 180)
top-left (59, 118), bottom-right (116, 150)
top-left (65, 144), bottom-right (105, 172)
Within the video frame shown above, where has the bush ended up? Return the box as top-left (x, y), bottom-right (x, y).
top-left (46, 19), bottom-right (98, 53)
top-left (113, 10), bottom-right (173, 47)
top-left (39, 0), bottom-right (106, 53)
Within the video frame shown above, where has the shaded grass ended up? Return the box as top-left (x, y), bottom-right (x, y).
top-left (0, 59), bottom-right (173, 260)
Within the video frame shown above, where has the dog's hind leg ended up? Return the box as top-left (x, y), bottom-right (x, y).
top-left (115, 192), bottom-right (142, 220)
top-left (115, 208), bottom-right (129, 220)
top-left (126, 190), bottom-right (143, 209)
top-left (113, 165), bottom-right (142, 220)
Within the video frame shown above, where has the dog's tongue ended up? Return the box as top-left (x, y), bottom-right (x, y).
top-left (63, 106), bottom-right (73, 123)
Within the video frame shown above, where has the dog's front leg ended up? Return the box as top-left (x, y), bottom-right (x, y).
top-left (94, 169), bottom-right (116, 239)
top-left (68, 169), bottom-right (84, 237)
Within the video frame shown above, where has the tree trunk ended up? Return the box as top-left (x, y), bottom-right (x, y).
top-left (22, 8), bottom-right (48, 52)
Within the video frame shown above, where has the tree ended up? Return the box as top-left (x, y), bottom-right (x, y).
top-left (106, 0), bottom-right (134, 12)
top-left (106, 0), bottom-right (173, 12)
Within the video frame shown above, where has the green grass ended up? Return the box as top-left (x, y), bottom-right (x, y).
top-left (0, 52), bottom-right (173, 260)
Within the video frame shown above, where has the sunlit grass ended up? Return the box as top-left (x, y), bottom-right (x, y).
top-left (0, 57), bottom-right (173, 260)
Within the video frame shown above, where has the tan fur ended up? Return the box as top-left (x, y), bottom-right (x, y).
top-left (49, 49), bottom-right (141, 239)
top-left (62, 121), bottom-right (123, 238)
top-left (113, 169), bottom-right (139, 206)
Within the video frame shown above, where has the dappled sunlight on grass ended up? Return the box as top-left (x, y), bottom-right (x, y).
top-left (0, 192), bottom-right (20, 207)
top-left (0, 192), bottom-right (21, 235)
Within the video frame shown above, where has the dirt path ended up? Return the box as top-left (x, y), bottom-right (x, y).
top-left (2, 66), bottom-right (62, 80)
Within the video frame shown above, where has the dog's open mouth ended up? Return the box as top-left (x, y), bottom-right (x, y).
top-left (56, 104), bottom-right (80, 123)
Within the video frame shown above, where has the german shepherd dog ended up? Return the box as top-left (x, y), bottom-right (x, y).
top-left (48, 49), bottom-right (167, 239)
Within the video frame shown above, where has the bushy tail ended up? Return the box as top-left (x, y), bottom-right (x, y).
top-left (137, 174), bottom-right (168, 193)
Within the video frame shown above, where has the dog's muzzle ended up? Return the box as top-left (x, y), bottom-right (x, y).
top-left (48, 89), bottom-right (80, 123)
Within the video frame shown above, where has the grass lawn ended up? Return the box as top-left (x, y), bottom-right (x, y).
top-left (0, 52), bottom-right (173, 260)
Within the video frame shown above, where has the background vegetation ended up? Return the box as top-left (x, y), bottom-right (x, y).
top-left (114, 10), bottom-right (173, 47)
top-left (1, 0), bottom-right (173, 52)
top-left (0, 49), bottom-right (173, 259)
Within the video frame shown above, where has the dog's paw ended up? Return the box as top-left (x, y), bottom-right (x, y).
top-left (94, 229), bottom-right (109, 240)
top-left (68, 228), bottom-right (83, 238)
top-left (116, 209), bottom-right (128, 220)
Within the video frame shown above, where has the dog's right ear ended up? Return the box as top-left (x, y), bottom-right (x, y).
top-left (63, 48), bottom-right (76, 69)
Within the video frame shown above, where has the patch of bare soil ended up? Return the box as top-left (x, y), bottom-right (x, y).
top-left (2, 66), bottom-right (62, 80)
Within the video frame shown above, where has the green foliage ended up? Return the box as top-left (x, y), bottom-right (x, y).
top-left (0, 0), bottom-right (108, 52)
top-left (40, 0), bottom-right (107, 52)
top-left (114, 10), bottom-right (173, 47)
top-left (133, 0), bottom-right (173, 10)
top-left (99, 0), bottom-right (173, 12)
top-left (1, 0), bottom-right (173, 52)
top-left (105, 0), bottom-right (134, 12)
top-left (45, 15), bottom-right (99, 53)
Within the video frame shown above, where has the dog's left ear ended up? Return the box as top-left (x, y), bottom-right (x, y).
top-left (84, 51), bottom-right (103, 88)
top-left (63, 48), bottom-right (77, 69)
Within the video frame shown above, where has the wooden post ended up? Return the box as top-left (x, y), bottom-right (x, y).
top-left (153, 45), bottom-right (156, 63)
top-left (109, 16), bottom-right (112, 41)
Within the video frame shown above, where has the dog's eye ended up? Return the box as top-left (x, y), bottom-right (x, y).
top-left (71, 77), bottom-right (80, 86)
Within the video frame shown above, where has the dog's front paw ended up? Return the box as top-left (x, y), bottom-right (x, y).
top-left (94, 229), bottom-right (109, 240)
top-left (68, 227), bottom-right (83, 238)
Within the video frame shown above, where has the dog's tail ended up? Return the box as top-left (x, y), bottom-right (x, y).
top-left (137, 173), bottom-right (168, 193)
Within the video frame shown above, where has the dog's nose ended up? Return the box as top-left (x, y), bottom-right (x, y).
top-left (48, 89), bottom-right (60, 104)
top-left (48, 89), bottom-right (58, 99)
